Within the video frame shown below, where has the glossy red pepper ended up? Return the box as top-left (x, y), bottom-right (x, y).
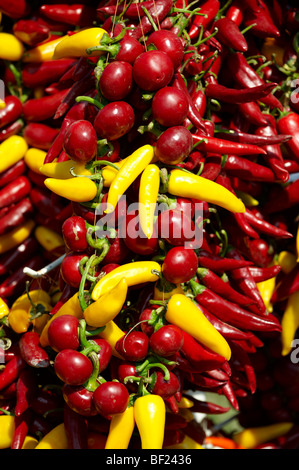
top-left (0, 255), bottom-right (44, 299)
top-left (225, 0), bottom-right (244, 25)
top-left (242, 0), bottom-right (280, 38)
top-left (0, 119), bottom-right (24, 143)
top-left (0, 159), bottom-right (26, 188)
top-left (271, 264), bottom-right (299, 304)
top-left (277, 112), bottom-right (299, 163)
top-left (179, 330), bottom-right (227, 371)
top-left (192, 133), bottom-right (267, 156)
top-left (0, 236), bottom-right (39, 277)
top-left (214, 16), bottom-right (247, 51)
top-left (0, 96), bottom-right (23, 129)
top-left (23, 123), bottom-right (59, 151)
top-left (237, 101), bottom-right (269, 127)
top-left (22, 60), bottom-right (76, 89)
top-left (216, 128), bottom-right (291, 146)
top-left (197, 250), bottom-right (253, 272)
top-left (0, 0), bottom-right (30, 19)
top-left (223, 155), bottom-right (276, 182)
top-left (0, 351), bottom-right (26, 391)
top-left (23, 89), bottom-right (71, 122)
top-left (13, 19), bottom-right (50, 46)
top-left (15, 368), bottom-right (38, 417)
top-left (0, 198), bottom-right (33, 235)
top-left (188, 0), bottom-right (220, 40)
top-left (205, 82), bottom-right (276, 104)
top-left (19, 332), bottom-right (50, 369)
top-left (262, 179), bottom-right (299, 214)
top-left (243, 209), bottom-right (292, 239)
top-left (30, 186), bottom-right (64, 217)
top-left (247, 265), bottom-right (281, 283)
top-left (54, 72), bottom-right (96, 119)
top-left (11, 410), bottom-right (33, 450)
top-left (39, 3), bottom-right (96, 27)
top-left (0, 175), bottom-right (31, 210)
top-left (128, 0), bottom-right (172, 40)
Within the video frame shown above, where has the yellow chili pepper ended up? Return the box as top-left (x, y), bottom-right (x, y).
top-left (105, 406), bottom-right (135, 449)
top-left (0, 135), bottom-right (28, 173)
top-left (102, 158), bottom-right (128, 187)
top-left (233, 422), bottom-right (294, 449)
top-left (165, 294), bottom-right (231, 360)
top-left (106, 145), bottom-right (155, 213)
top-left (138, 164), bottom-right (160, 239)
top-left (44, 176), bottom-right (98, 203)
top-left (53, 27), bottom-right (106, 59)
top-left (91, 261), bottom-right (161, 300)
top-left (84, 278), bottom-right (128, 328)
top-left (278, 250), bottom-right (297, 274)
top-left (177, 396), bottom-right (194, 408)
top-left (24, 148), bottom-right (47, 174)
top-left (0, 297), bottom-right (9, 320)
top-left (39, 160), bottom-right (92, 179)
top-left (256, 262), bottom-right (278, 313)
top-left (0, 219), bottom-right (35, 255)
top-left (165, 434), bottom-right (203, 449)
top-left (39, 291), bottom-right (83, 348)
top-left (22, 436), bottom-right (39, 449)
top-left (281, 290), bottom-right (299, 356)
top-left (134, 394), bottom-right (166, 449)
top-left (167, 169), bottom-right (245, 213)
top-left (0, 415), bottom-right (15, 449)
top-left (35, 423), bottom-right (69, 449)
top-left (34, 226), bottom-right (64, 252)
top-left (235, 190), bottom-right (259, 207)
top-left (22, 36), bottom-right (65, 62)
top-left (8, 289), bottom-right (51, 334)
top-left (296, 224), bottom-right (299, 261)
top-left (0, 33), bottom-right (24, 61)
top-left (96, 320), bottom-right (125, 358)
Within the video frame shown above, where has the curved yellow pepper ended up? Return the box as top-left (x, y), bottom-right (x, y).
top-left (139, 164), bottom-right (160, 239)
top-left (24, 148), bottom-right (47, 174)
top-left (34, 226), bottom-right (64, 252)
top-left (39, 160), bottom-right (92, 179)
top-left (278, 250), bottom-right (297, 274)
top-left (105, 406), bottom-right (135, 449)
top-left (106, 145), bottom-right (155, 213)
top-left (235, 190), bottom-right (259, 207)
top-left (102, 158), bottom-right (129, 187)
top-left (8, 289), bottom-right (51, 334)
top-left (40, 291), bottom-right (83, 348)
top-left (0, 33), bottom-right (24, 61)
top-left (134, 394), bottom-right (166, 449)
top-left (167, 169), bottom-right (245, 213)
top-left (91, 261), bottom-right (161, 300)
top-left (0, 219), bottom-right (35, 255)
top-left (84, 278), bottom-right (128, 328)
top-left (165, 294), bottom-right (231, 360)
top-left (96, 320), bottom-right (125, 358)
top-left (0, 297), bottom-right (9, 320)
top-left (0, 135), bottom-right (28, 173)
top-left (22, 436), bottom-right (39, 449)
top-left (281, 290), bottom-right (299, 356)
top-left (153, 282), bottom-right (184, 301)
top-left (233, 422), bottom-right (294, 449)
top-left (35, 423), bottom-right (68, 449)
top-left (22, 36), bottom-right (65, 62)
top-left (0, 415), bottom-right (15, 449)
top-left (44, 176), bottom-right (98, 202)
top-left (53, 28), bottom-right (106, 59)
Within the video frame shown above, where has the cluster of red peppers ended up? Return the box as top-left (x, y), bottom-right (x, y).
top-left (0, 0), bottom-right (299, 451)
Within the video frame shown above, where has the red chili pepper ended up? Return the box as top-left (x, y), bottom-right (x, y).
top-left (0, 255), bottom-right (44, 299)
top-left (271, 264), bottom-right (299, 304)
top-left (183, 420), bottom-right (205, 445)
top-left (15, 368), bottom-right (38, 417)
top-left (227, 52), bottom-right (283, 111)
top-left (247, 264), bottom-right (281, 283)
top-left (40, 3), bottom-right (96, 27)
top-left (242, 0), bottom-right (280, 38)
top-left (11, 410), bottom-right (33, 450)
top-left (128, 0), bottom-right (173, 40)
top-left (0, 175), bottom-right (31, 210)
top-left (205, 81), bottom-right (276, 104)
top-left (54, 72), bottom-right (96, 119)
top-left (0, 96), bottom-right (23, 129)
top-left (243, 209), bottom-right (293, 239)
top-left (0, 159), bottom-right (26, 188)
top-left (192, 133), bottom-right (267, 156)
top-left (0, 236), bottom-right (39, 277)
top-left (179, 330), bottom-right (227, 371)
top-left (196, 267), bottom-right (255, 307)
top-left (44, 101), bottom-right (90, 163)
top-left (23, 89), bottom-right (71, 122)
top-left (214, 16), bottom-right (247, 51)
top-left (262, 179), bottom-right (299, 214)
top-left (216, 128), bottom-right (291, 146)
top-left (197, 250), bottom-right (253, 272)
top-left (277, 111), bottom-right (299, 163)
top-left (284, 159), bottom-right (299, 174)
top-left (186, 394), bottom-right (231, 414)
top-left (0, 0), bottom-right (30, 19)
top-left (199, 153), bottom-right (221, 180)
top-left (225, 0), bottom-right (244, 26)
top-left (27, 170), bottom-right (47, 189)
top-left (23, 123), bottom-right (59, 151)
top-left (219, 380), bottom-right (239, 410)
top-left (223, 154), bottom-right (276, 182)
top-left (22, 59), bottom-right (76, 89)
top-left (0, 198), bottom-right (33, 235)
top-left (98, 2), bottom-right (154, 20)
top-left (19, 332), bottom-right (50, 369)
top-left (190, 280), bottom-right (281, 332)
top-left (64, 404), bottom-right (88, 449)
top-left (229, 340), bottom-right (256, 394)
top-left (186, 370), bottom-right (227, 390)
top-left (13, 19), bottom-right (50, 46)
top-left (188, 0), bottom-right (220, 40)
top-left (237, 101), bottom-right (269, 127)
top-left (0, 119), bottom-right (24, 143)
top-left (226, 247), bottom-right (267, 314)
top-left (0, 352), bottom-right (26, 391)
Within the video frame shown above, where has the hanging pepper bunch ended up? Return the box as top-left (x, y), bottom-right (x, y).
top-left (0, 0), bottom-right (298, 451)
